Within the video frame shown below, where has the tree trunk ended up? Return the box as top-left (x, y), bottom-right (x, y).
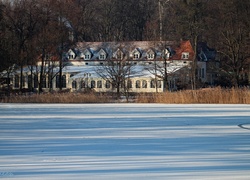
top-left (39, 49), bottom-right (45, 94)
top-left (191, 35), bottom-right (198, 90)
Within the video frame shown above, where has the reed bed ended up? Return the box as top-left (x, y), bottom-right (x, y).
top-left (1, 92), bottom-right (110, 103)
top-left (1, 87), bottom-right (249, 104)
top-left (136, 87), bottom-right (250, 104)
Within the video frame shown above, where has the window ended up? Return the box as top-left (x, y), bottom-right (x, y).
top-left (14, 75), bottom-right (19, 88)
top-left (97, 80), bottom-right (102, 88)
top-left (121, 81), bottom-right (125, 88)
top-left (182, 52), bottom-right (189, 59)
top-left (72, 81), bottom-right (77, 89)
top-left (28, 75), bottom-right (32, 89)
top-left (99, 54), bottom-right (106, 60)
top-left (202, 68), bottom-right (205, 78)
top-left (56, 75), bottom-right (60, 88)
top-left (150, 80), bottom-right (161, 88)
top-left (142, 80), bottom-right (147, 88)
top-left (34, 75), bottom-right (38, 88)
top-left (22, 76), bottom-right (25, 87)
top-left (91, 80), bottom-right (96, 88)
top-left (133, 53), bottom-right (139, 59)
top-left (69, 54), bottom-right (74, 59)
top-left (90, 80), bottom-right (95, 88)
top-left (127, 80), bottom-right (132, 88)
top-left (157, 80), bottom-right (162, 88)
top-left (42, 76), bottom-right (47, 88)
top-left (105, 80), bottom-right (111, 88)
top-left (150, 80), bottom-right (155, 88)
top-left (56, 75), bottom-right (66, 88)
top-left (136, 80), bottom-right (141, 88)
top-left (147, 53), bottom-right (154, 60)
top-left (62, 75), bottom-right (66, 88)
top-left (84, 54), bottom-right (91, 60)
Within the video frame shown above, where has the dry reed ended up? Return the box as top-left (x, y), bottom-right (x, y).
top-left (136, 87), bottom-right (250, 104)
top-left (1, 87), bottom-right (249, 104)
top-left (1, 92), bottom-right (110, 103)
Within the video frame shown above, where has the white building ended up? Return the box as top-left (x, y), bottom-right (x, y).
top-left (11, 40), bottom-right (205, 93)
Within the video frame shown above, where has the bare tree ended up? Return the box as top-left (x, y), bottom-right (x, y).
top-left (210, 0), bottom-right (250, 87)
top-left (95, 58), bottom-right (136, 99)
top-left (168, 0), bottom-right (208, 89)
top-left (4, 0), bottom-right (42, 91)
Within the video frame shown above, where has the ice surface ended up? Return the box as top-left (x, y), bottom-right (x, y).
top-left (0, 104), bottom-right (250, 180)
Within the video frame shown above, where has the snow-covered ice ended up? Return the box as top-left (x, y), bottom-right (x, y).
top-left (0, 104), bottom-right (250, 180)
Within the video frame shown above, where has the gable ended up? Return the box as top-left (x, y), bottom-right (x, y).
top-left (147, 49), bottom-right (156, 60)
top-left (98, 48), bottom-right (107, 60)
top-left (113, 48), bottom-right (124, 60)
top-left (172, 40), bottom-right (194, 60)
top-left (132, 48), bottom-right (142, 60)
top-left (68, 49), bottom-right (76, 60)
top-left (83, 49), bottom-right (92, 60)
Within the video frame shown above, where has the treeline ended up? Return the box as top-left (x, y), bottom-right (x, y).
top-left (0, 0), bottom-right (250, 87)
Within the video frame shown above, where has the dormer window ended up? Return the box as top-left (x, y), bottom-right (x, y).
top-left (69, 55), bottom-right (74, 59)
top-left (83, 49), bottom-right (92, 60)
top-left (134, 53), bottom-right (139, 59)
top-left (98, 49), bottom-right (107, 60)
top-left (132, 48), bottom-right (141, 60)
top-left (147, 53), bottom-right (154, 59)
top-left (99, 54), bottom-right (106, 60)
top-left (182, 52), bottom-right (189, 59)
top-left (113, 48), bottom-right (124, 60)
top-left (147, 49), bottom-right (155, 60)
top-left (68, 49), bottom-right (75, 60)
top-left (84, 54), bottom-right (91, 60)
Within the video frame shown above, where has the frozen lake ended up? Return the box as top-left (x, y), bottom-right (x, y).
top-left (0, 104), bottom-right (250, 180)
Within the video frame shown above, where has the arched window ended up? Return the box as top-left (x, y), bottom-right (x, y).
top-left (97, 80), bottom-right (102, 88)
top-left (62, 75), bottom-right (66, 88)
top-left (28, 75), bottom-right (32, 89)
top-left (42, 76), bottom-right (47, 88)
top-left (136, 80), bottom-right (141, 88)
top-left (127, 80), bottom-right (132, 88)
top-left (34, 75), bottom-right (38, 88)
top-left (56, 75), bottom-right (66, 88)
top-left (91, 80), bottom-right (96, 88)
top-left (142, 80), bottom-right (147, 88)
top-left (157, 80), bottom-right (162, 88)
top-left (105, 80), bottom-right (111, 88)
top-left (21, 75), bottom-right (26, 88)
top-left (72, 81), bottom-right (77, 89)
top-left (14, 75), bottom-right (19, 88)
top-left (56, 75), bottom-right (60, 88)
top-left (150, 80), bottom-right (156, 88)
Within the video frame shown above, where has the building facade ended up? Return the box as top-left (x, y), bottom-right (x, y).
top-left (11, 40), bottom-right (210, 93)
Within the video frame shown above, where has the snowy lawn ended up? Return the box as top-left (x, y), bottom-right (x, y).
top-left (0, 104), bottom-right (250, 180)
